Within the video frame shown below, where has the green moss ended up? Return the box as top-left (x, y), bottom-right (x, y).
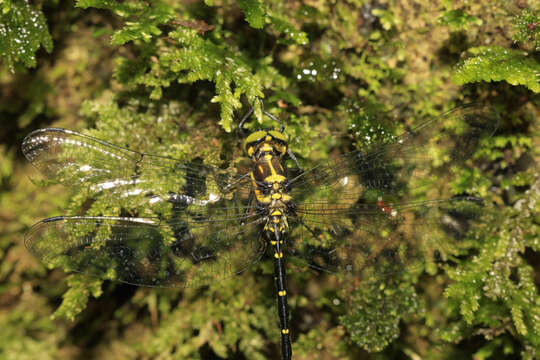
top-left (0, 0), bottom-right (52, 70)
top-left (513, 8), bottom-right (540, 51)
top-left (340, 277), bottom-right (418, 352)
top-left (237, 0), bottom-right (266, 29)
top-left (438, 9), bottom-right (482, 31)
top-left (1, 1), bottom-right (539, 359)
top-left (52, 275), bottom-right (103, 320)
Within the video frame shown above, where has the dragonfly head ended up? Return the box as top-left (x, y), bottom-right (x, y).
top-left (244, 130), bottom-right (289, 159)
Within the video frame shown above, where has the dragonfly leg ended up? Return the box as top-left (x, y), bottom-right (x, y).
top-left (287, 148), bottom-right (302, 172)
top-left (272, 224), bottom-right (292, 360)
top-left (239, 97), bottom-right (285, 133)
top-left (223, 172), bottom-right (251, 193)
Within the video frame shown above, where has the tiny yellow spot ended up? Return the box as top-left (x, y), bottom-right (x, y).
top-left (270, 240), bottom-right (276, 245)
top-left (272, 193), bottom-right (281, 199)
top-left (278, 290), bottom-right (286, 296)
top-left (265, 135), bottom-right (272, 141)
top-left (271, 210), bottom-right (282, 216)
top-left (260, 196), bottom-right (271, 204)
top-left (281, 194), bottom-right (292, 202)
top-left (281, 329), bottom-right (289, 334)
top-left (274, 252), bottom-right (283, 258)
top-left (273, 183), bottom-right (279, 189)
top-left (273, 218), bottom-right (280, 223)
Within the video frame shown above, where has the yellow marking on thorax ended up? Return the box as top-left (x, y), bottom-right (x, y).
top-left (266, 174), bottom-right (286, 183)
top-left (250, 171), bottom-right (271, 204)
top-left (259, 143), bottom-right (274, 153)
top-left (263, 155), bottom-right (286, 184)
top-left (274, 144), bottom-right (286, 155)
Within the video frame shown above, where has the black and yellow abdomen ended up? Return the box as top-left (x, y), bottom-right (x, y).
top-left (245, 129), bottom-right (294, 360)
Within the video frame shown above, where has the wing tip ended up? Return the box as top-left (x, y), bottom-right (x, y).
top-left (24, 216), bottom-right (64, 251)
top-left (22, 128), bottom-right (71, 162)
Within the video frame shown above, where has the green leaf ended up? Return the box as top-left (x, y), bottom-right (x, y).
top-left (511, 305), bottom-right (527, 336)
top-left (439, 9), bottom-right (482, 30)
top-left (237, 0), bottom-right (266, 29)
top-left (269, 14), bottom-right (309, 45)
top-left (52, 275), bottom-right (103, 320)
top-left (76, 0), bottom-right (174, 45)
top-left (452, 46), bottom-right (540, 93)
top-left (473, 338), bottom-right (512, 360)
top-left (75, 0), bottom-right (117, 9)
top-left (0, 0), bottom-right (52, 70)
top-left (111, 22), bottom-right (163, 45)
top-left (372, 9), bottom-right (396, 31)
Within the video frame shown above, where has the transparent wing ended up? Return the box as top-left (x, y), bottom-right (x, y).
top-left (285, 104), bottom-right (498, 275)
top-left (288, 104), bottom-right (498, 203)
top-left (25, 215), bottom-right (266, 288)
top-left (22, 128), bottom-right (252, 209)
top-left (287, 196), bottom-right (485, 277)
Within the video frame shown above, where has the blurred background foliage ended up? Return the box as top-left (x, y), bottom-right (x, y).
top-left (0, 0), bottom-right (539, 359)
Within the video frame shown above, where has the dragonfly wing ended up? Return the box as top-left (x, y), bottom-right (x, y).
top-left (287, 196), bottom-right (485, 276)
top-left (285, 104), bottom-right (497, 276)
top-left (288, 104), bottom-right (498, 204)
top-left (22, 128), bottom-right (252, 208)
top-left (25, 215), bottom-right (266, 288)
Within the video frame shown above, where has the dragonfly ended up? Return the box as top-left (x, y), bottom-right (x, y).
top-left (22, 101), bottom-right (497, 360)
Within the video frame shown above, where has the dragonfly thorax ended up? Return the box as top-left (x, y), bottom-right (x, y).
top-left (248, 141), bottom-right (293, 236)
top-left (251, 154), bottom-right (292, 201)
